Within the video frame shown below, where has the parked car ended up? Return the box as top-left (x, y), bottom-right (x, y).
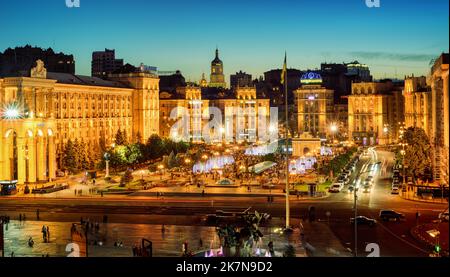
top-left (329, 183), bottom-right (344, 193)
top-left (350, 216), bottom-right (377, 226)
top-left (379, 210), bottom-right (405, 221)
top-left (439, 209), bottom-right (449, 222)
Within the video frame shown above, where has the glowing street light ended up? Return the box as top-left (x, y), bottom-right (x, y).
top-left (330, 124), bottom-right (338, 133)
top-left (184, 158), bottom-right (191, 164)
top-left (202, 154), bottom-right (208, 160)
top-left (3, 107), bottom-right (21, 119)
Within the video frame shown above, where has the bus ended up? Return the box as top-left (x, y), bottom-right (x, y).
top-left (0, 180), bottom-right (18, 196)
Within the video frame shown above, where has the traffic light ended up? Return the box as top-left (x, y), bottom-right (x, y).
top-left (435, 245), bottom-right (441, 253)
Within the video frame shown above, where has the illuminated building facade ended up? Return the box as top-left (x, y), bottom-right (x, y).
top-left (0, 60), bottom-right (159, 184)
top-left (348, 81), bottom-right (404, 145)
top-left (159, 85), bottom-right (209, 142)
top-left (428, 53), bottom-right (449, 185)
top-left (160, 86), bottom-right (270, 144)
top-left (294, 72), bottom-right (334, 138)
top-left (403, 75), bottom-right (431, 137)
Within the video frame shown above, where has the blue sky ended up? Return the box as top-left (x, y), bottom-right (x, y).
top-left (0, 0), bottom-right (448, 81)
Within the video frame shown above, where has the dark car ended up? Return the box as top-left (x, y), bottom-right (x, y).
top-left (379, 210), bottom-right (405, 221)
top-left (350, 216), bottom-right (377, 226)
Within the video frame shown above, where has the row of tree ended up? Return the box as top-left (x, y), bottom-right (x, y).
top-left (319, 147), bottom-right (357, 176)
top-left (60, 130), bottom-right (190, 174)
top-left (60, 139), bottom-right (96, 174)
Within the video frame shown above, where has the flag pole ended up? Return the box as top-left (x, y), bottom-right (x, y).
top-left (284, 53), bottom-right (290, 230)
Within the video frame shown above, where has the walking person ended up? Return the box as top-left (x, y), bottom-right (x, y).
top-left (42, 225), bottom-right (47, 242)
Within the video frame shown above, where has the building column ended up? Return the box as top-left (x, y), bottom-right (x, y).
top-left (27, 138), bottom-right (37, 183)
top-left (48, 136), bottom-right (56, 180)
top-left (0, 136), bottom-right (11, 180)
top-left (17, 137), bottom-right (26, 185)
top-left (37, 137), bottom-right (46, 182)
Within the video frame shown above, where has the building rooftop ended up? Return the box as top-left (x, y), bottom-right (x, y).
top-left (47, 72), bottom-right (129, 88)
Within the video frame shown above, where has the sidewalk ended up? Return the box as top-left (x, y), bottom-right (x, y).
top-left (399, 190), bottom-right (448, 205)
top-left (2, 219), bottom-right (307, 257)
top-left (300, 220), bottom-right (352, 257)
top-left (131, 186), bottom-right (328, 199)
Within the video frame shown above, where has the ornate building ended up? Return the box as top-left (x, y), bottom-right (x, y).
top-left (348, 81), bottom-right (404, 145)
top-left (428, 53), bottom-right (449, 185)
top-left (0, 60), bottom-right (159, 184)
top-left (209, 48), bottom-right (226, 88)
top-left (403, 75), bottom-right (431, 137)
top-left (160, 85), bottom-right (270, 144)
top-left (159, 85), bottom-right (209, 143)
top-left (294, 72), bottom-right (334, 139)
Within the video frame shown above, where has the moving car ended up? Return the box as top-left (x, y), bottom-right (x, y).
top-left (350, 216), bottom-right (377, 226)
top-left (329, 183), bottom-right (344, 193)
top-left (439, 209), bottom-right (449, 222)
top-left (362, 184), bottom-right (371, 193)
top-left (391, 187), bottom-right (399, 194)
top-left (379, 210), bottom-right (405, 221)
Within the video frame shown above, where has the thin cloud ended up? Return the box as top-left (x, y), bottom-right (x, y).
top-left (349, 51), bottom-right (436, 62)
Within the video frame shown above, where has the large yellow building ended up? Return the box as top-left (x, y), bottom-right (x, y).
top-left (403, 75), bottom-right (431, 137)
top-left (428, 53), bottom-right (449, 185)
top-left (160, 85), bottom-right (270, 144)
top-left (0, 60), bottom-right (159, 184)
top-left (348, 81), bottom-right (404, 145)
top-left (294, 72), bottom-right (334, 138)
top-left (159, 85), bottom-right (209, 142)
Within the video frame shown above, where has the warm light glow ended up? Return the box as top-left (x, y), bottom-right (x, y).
top-left (383, 127), bottom-right (389, 133)
top-left (330, 124), bottom-right (338, 133)
top-left (219, 127), bottom-right (225, 134)
top-left (184, 158), bottom-right (191, 164)
top-left (202, 154), bottom-right (208, 160)
top-left (157, 164), bottom-right (164, 169)
top-left (4, 107), bottom-right (20, 119)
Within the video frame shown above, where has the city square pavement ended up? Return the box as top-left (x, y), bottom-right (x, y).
top-left (1, 218), bottom-right (337, 257)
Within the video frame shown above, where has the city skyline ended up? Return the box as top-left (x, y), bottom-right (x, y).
top-left (0, 0), bottom-right (448, 81)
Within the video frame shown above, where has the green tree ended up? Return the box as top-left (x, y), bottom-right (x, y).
top-left (62, 140), bottom-right (77, 174)
top-left (145, 134), bottom-right (164, 160)
top-left (79, 139), bottom-right (90, 170)
top-left (125, 143), bottom-right (143, 164)
top-left (403, 127), bottom-right (432, 180)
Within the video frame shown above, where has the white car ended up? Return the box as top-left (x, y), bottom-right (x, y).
top-left (329, 183), bottom-right (344, 193)
top-left (439, 209), bottom-right (449, 222)
top-left (391, 187), bottom-right (399, 194)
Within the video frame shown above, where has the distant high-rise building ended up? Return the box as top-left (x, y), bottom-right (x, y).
top-left (345, 61), bottom-right (372, 82)
top-left (209, 48), bottom-right (226, 88)
top-left (230, 71), bottom-right (252, 88)
top-left (91, 49), bottom-right (124, 78)
top-left (0, 45), bottom-right (75, 77)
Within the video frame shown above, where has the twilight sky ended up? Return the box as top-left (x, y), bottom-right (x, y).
top-left (1, 0), bottom-right (448, 81)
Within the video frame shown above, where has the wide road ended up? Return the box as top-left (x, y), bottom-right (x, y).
top-left (0, 147), bottom-right (447, 257)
